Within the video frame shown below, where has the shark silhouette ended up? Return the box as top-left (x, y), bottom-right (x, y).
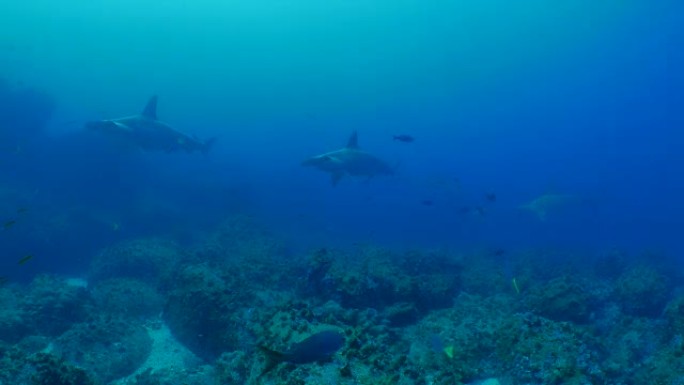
top-left (519, 193), bottom-right (578, 221)
top-left (302, 131), bottom-right (394, 186)
top-left (85, 96), bottom-right (216, 154)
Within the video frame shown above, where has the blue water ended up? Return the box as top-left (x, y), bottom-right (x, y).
top-left (1, 0), bottom-right (682, 278)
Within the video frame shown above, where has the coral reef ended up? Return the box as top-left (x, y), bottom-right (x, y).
top-left (1, 216), bottom-right (682, 385)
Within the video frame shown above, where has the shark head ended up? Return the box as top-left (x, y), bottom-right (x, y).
top-left (85, 119), bottom-right (112, 131)
top-left (85, 119), bottom-right (131, 135)
top-left (302, 154), bottom-right (344, 172)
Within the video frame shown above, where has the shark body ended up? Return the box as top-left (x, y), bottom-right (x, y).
top-left (303, 131), bottom-right (394, 186)
top-left (519, 193), bottom-right (577, 221)
top-left (85, 96), bottom-right (215, 154)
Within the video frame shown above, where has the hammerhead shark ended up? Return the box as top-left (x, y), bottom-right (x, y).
top-left (519, 193), bottom-right (578, 221)
top-left (302, 131), bottom-right (394, 186)
top-left (85, 96), bottom-right (216, 154)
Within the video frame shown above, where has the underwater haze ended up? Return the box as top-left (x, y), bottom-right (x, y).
top-left (1, 0), bottom-right (684, 384)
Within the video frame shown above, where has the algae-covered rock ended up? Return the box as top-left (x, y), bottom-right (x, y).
top-left (89, 237), bottom-right (183, 284)
top-left (215, 350), bottom-right (253, 384)
top-left (526, 275), bottom-right (599, 323)
top-left (21, 275), bottom-right (90, 336)
top-left (327, 246), bottom-right (459, 317)
top-left (91, 278), bottom-right (164, 319)
top-left (27, 353), bottom-right (98, 385)
top-left (614, 265), bottom-right (670, 317)
top-left (163, 263), bottom-right (254, 360)
top-left (497, 313), bottom-right (603, 384)
top-left (52, 316), bottom-right (152, 383)
top-left (0, 286), bottom-right (28, 343)
top-left (0, 348), bottom-right (97, 385)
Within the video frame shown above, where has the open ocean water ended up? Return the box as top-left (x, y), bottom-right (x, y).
top-left (0, 1), bottom-right (683, 384)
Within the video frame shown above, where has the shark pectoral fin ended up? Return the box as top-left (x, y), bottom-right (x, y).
top-left (142, 95), bottom-right (158, 120)
top-left (111, 121), bottom-right (133, 131)
top-left (331, 172), bottom-right (344, 186)
top-left (346, 131), bottom-right (358, 148)
top-left (202, 137), bottom-right (217, 155)
top-left (535, 210), bottom-right (547, 221)
top-left (521, 204), bottom-right (547, 221)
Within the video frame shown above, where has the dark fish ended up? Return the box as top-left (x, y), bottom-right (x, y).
top-left (16, 208), bottom-right (28, 214)
top-left (3, 220), bottom-right (16, 229)
top-left (421, 199), bottom-right (434, 206)
top-left (259, 330), bottom-right (345, 376)
top-left (393, 134), bottom-right (415, 143)
top-left (458, 206), bottom-right (471, 215)
top-left (492, 248), bottom-right (506, 257)
top-left (18, 255), bottom-right (34, 265)
top-left (0, 277), bottom-right (8, 286)
top-left (485, 193), bottom-right (497, 202)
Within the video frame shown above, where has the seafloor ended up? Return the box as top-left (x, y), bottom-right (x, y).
top-left (0, 215), bottom-right (682, 385)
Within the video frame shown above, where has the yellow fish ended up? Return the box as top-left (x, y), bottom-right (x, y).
top-left (443, 345), bottom-right (455, 359)
top-left (512, 277), bottom-right (521, 295)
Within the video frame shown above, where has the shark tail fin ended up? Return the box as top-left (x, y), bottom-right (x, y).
top-left (142, 95), bottom-right (158, 119)
top-left (346, 131), bottom-right (358, 148)
top-left (258, 346), bottom-right (287, 378)
top-left (202, 137), bottom-right (217, 155)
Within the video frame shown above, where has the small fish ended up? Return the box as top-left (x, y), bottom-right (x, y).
top-left (474, 206), bottom-right (486, 216)
top-left (512, 277), bottom-right (521, 295)
top-left (3, 220), bottom-right (17, 229)
top-left (484, 193), bottom-right (497, 202)
top-left (18, 255), bottom-right (34, 265)
top-left (443, 345), bottom-right (455, 359)
top-left (0, 277), bottom-right (8, 286)
top-left (421, 199), bottom-right (434, 206)
top-left (16, 208), bottom-right (28, 214)
top-left (458, 206), bottom-right (471, 215)
top-left (393, 134), bottom-right (415, 143)
top-left (492, 248), bottom-right (506, 257)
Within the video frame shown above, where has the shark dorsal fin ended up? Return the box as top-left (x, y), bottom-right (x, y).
top-left (142, 95), bottom-right (158, 120)
top-left (346, 131), bottom-right (358, 148)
